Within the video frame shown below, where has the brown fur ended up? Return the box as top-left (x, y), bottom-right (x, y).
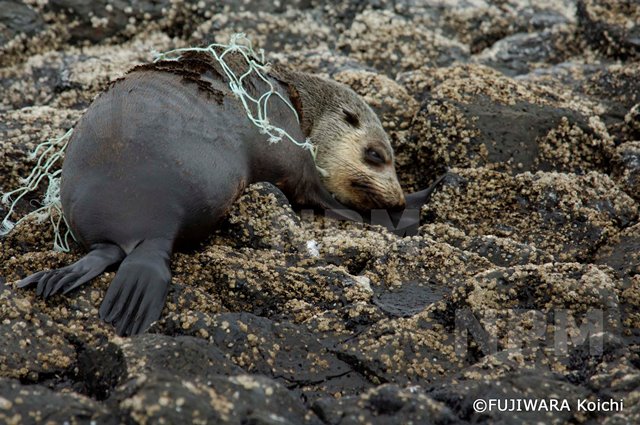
top-left (271, 65), bottom-right (405, 210)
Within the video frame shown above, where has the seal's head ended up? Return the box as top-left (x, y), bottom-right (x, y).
top-left (310, 93), bottom-right (405, 211)
top-left (274, 67), bottom-right (405, 211)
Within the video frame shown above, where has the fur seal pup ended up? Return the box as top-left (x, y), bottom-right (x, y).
top-left (17, 51), bottom-right (405, 336)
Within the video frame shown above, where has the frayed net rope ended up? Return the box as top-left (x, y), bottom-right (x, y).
top-left (0, 128), bottom-right (75, 252)
top-left (153, 32), bottom-right (322, 164)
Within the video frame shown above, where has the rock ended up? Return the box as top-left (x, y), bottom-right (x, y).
top-left (0, 0), bottom-right (48, 67)
top-left (443, 0), bottom-right (576, 54)
top-left (474, 26), bottom-right (580, 76)
top-left (365, 237), bottom-right (492, 289)
top-left (429, 371), bottom-right (590, 424)
top-left (312, 384), bottom-right (457, 425)
top-left (581, 63), bottom-right (640, 121)
top-left (44, 0), bottom-right (316, 45)
top-left (422, 169), bottom-right (637, 262)
top-left (0, 107), bottom-right (81, 194)
top-left (420, 223), bottom-right (555, 267)
top-left (0, 1), bottom-right (42, 40)
top-left (118, 333), bottom-right (243, 381)
top-left (566, 332), bottom-right (638, 394)
top-left (336, 262), bottom-right (623, 387)
top-left (625, 104), bottom-right (640, 139)
top-left (46, 0), bottom-right (171, 44)
top-left (519, 62), bottom-right (640, 142)
top-left (612, 141), bottom-right (640, 202)
top-left (159, 312), bottom-right (372, 402)
top-left (0, 378), bottom-right (116, 424)
top-left (191, 10), bottom-right (334, 53)
top-left (338, 10), bottom-right (469, 78)
top-left (619, 275), bottom-right (640, 345)
top-left (311, 0), bottom-right (388, 31)
top-left (448, 262), bottom-right (627, 389)
top-left (0, 288), bottom-right (76, 382)
top-left (314, 227), bottom-right (398, 274)
top-left (170, 246), bottom-right (347, 319)
top-left (577, 0), bottom-right (640, 60)
top-left (72, 339), bottom-right (127, 400)
top-left (215, 183), bottom-right (307, 253)
top-left (0, 51), bottom-right (80, 110)
top-left (373, 279), bottom-right (450, 318)
top-left (457, 262), bottom-right (622, 335)
top-left (0, 31), bottom-right (173, 112)
top-left (271, 47), bottom-right (372, 77)
top-left (115, 373), bottom-right (319, 425)
top-left (444, 5), bottom-right (523, 54)
top-left (0, 1), bottom-right (44, 47)
top-left (595, 223), bottom-right (640, 284)
top-left (397, 66), bottom-right (614, 189)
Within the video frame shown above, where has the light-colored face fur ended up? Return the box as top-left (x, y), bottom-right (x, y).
top-left (310, 84), bottom-right (405, 211)
top-left (274, 66), bottom-right (406, 211)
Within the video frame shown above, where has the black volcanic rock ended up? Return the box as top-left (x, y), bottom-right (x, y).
top-left (578, 0), bottom-right (640, 60)
top-left (1, 1), bottom-right (640, 423)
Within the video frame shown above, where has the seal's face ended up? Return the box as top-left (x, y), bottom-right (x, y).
top-left (312, 102), bottom-right (405, 212)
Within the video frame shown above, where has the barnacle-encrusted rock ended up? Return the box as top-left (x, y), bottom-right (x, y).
top-left (1, 1), bottom-right (639, 423)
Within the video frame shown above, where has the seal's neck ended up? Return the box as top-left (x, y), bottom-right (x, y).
top-left (270, 65), bottom-right (334, 142)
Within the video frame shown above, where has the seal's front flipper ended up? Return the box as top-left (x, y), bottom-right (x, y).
top-left (99, 238), bottom-right (172, 337)
top-left (402, 172), bottom-right (449, 210)
top-left (17, 243), bottom-right (125, 299)
top-left (384, 172), bottom-right (450, 236)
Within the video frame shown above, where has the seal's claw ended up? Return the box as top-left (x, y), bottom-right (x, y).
top-left (37, 271), bottom-right (60, 297)
top-left (48, 271), bottom-right (82, 298)
top-left (60, 271), bottom-right (103, 295)
top-left (132, 285), bottom-right (167, 336)
top-left (100, 265), bottom-right (169, 337)
top-left (42, 270), bottom-right (69, 299)
top-left (99, 239), bottom-right (171, 336)
top-left (17, 243), bottom-right (125, 299)
top-left (17, 270), bottom-right (47, 288)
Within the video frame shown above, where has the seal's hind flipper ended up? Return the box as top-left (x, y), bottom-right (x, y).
top-left (99, 238), bottom-right (172, 337)
top-left (18, 243), bottom-right (125, 298)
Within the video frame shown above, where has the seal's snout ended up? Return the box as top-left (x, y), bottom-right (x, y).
top-left (387, 201), bottom-right (405, 213)
top-left (385, 179), bottom-right (406, 211)
top-left (365, 175), bottom-right (406, 211)
top-left (393, 191), bottom-right (406, 211)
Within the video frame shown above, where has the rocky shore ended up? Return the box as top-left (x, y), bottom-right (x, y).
top-left (1, 0), bottom-right (639, 423)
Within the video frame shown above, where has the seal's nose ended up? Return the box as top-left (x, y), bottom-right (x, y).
top-left (395, 185), bottom-right (406, 210)
top-left (388, 193), bottom-right (406, 212)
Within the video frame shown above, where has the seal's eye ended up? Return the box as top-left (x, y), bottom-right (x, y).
top-left (365, 148), bottom-right (385, 165)
top-left (343, 109), bottom-right (360, 127)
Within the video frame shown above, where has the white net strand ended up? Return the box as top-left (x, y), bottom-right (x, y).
top-left (0, 128), bottom-right (74, 252)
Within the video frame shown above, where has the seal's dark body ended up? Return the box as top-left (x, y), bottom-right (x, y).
top-left (64, 64), bottom-right (328, 251)
top-left (19, 54), bottom-right (347, 335)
